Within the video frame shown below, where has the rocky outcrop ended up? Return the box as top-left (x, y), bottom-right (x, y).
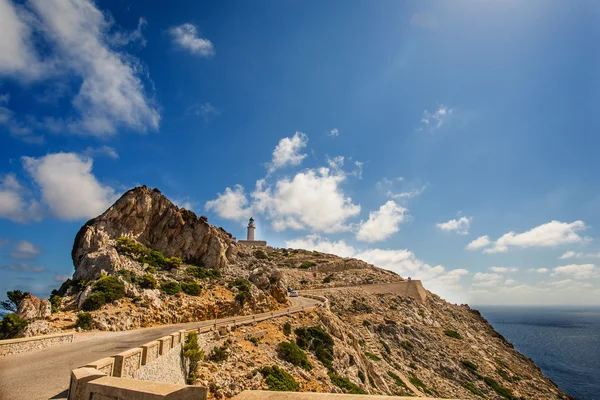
top-left (249, 265), bottom-right (288, 303)
top-left (17, 294), bottom-right (51, 321)
top-left (71, 186), bottom-right (237, 280)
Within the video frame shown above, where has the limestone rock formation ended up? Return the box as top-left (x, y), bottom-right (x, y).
top-left (249, 265), bottom-right (288, 303)
top-left (17, 294), bottom-right (51, 321)
top-left (71, 186), bottom-right (237, 280)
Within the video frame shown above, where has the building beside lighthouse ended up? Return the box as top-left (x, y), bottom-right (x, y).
top-left (237, 217), bottom-right (267, 246)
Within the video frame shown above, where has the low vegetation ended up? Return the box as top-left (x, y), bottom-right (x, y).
top-left (0, 313), bottom-right (28, 339)
top-left (328, 373), bottom-right (366, 394)
top-left (260, 365), bottom-right (299, 391)
top-left (208, 341), bottom-right (230, 362)
top-left (365, 352), bottom-right (381, 361)
top-left (229, 278), bottom-right (252, 307)
top-left (183, 331), bottom-right (204, 384)
top-left (81, 275), bottom-right (126, 311)
top-left (139, 274), bottom-right (157, 289)
top-left (282, 321), bottom-right (292, 336)
top-left (444, 329), bottom-right (462, 340)
top-left (387, 371), bottom-right (414, 396)
top-left (160, 281), bottom-right (182, 295)
top-left (322, 274), bottom-right (334, 284)
top-left (298, 261), bottom-right (316, 269)
top-left (181, 280), bottom-right (202, 296)
top-left (49, 294), bottom-right (62, 313)
top-left (484, 376), bottom-right (515, 399)
top-left (464, 382), bottom-right (485, 397)
top-left (0, 290), bottom-right (28, 313)
top-left (253, 249), bottom-right (269, 260)
top-left (409, 374), bottom-right (434, 395)
top-left (295, 325), bottom-right (335, 370)
top-left (186, 266), bottom-right (221, 280)
top-left (76, 312), bottom-right (93, 330)
top-left (277, 341), bottom-right (312, 371)
top-left (116, 237), bottom-right (182, 270)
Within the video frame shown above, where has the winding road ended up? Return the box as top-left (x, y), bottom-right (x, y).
top-left (0, 296), bottom-right (319, 400)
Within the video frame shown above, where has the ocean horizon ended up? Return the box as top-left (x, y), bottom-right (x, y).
top-left (477, 305), bottom-right (600, 400)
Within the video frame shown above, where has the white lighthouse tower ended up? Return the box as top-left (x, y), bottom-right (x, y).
top-left (247, 217), bottom-right (256, 241)
top-left (238, 217), bottom-right (266, 246)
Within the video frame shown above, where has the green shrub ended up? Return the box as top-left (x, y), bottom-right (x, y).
top-left (484, 376), bottom-right (514, 399)
top-left (208, 343), bottom-right (229, 362)
top-left (50, 294), bottom-right (62, 313)
top-left (93, 275), bottom-right (125, 302)
top-left (461, 360), bottom-right (478, 372)
top-left (379, 340), bottom-right (391, 354)
top-left (0, 290), bottom-right (29, 313)
top-left (365, 352), bottom-right (381, 361)
top-left (181, 280), bottom-right (202, 296)
top-left (295, 325), bottom-right (334, 370)
top-left (0, 313), bottom-right (28, 339)
top-left (358, 370), bottom-right (365, 383)
top-left (81, 292), bottom-right (106, 311)
top-left (144, 265), bottom-right (156, 274)
top-left (186, 266), bottom-right (221, 280)
top-left (261, 366), bottom-right (299, 391)
top-left (165, 256), bottom-right (183, 270)
top-left (254, 249), bottom-right (268, 260)
top-left (322, 274), bottom-right (334, 283)
top-left (298, 261), bottom-right (316, 269)
top-left (328, 373), bottom-right (366, 394)
top-left (76, 312), bottom-right (93, 330)
top-left (352, 300), bottom-right (373, 313)
top-left (400, 340), bottom-right (414, 352)
top-left (229, 278), bottom-right (252, 307)
top-left (387, 371), bottom-right (414, 395)
top-left (444, 329), bottom-right (462, 340)
top-left (464, 382), bottom-right (484, 397)
top-left (277, 341), bottom-right (312, 371)
top-left (283, 322), bottom-right (292, 336)
top-left (409, 375), bottom-right (433, 395)
top-left (183, 331), bottom-right (204, 384)
top-left (161, 281), bottom-right (182, 295)
top-left (363, 320), bottom-right (371, 327)
top-left (497, 368), bottom-right (513, 382)
top-left (139, 274), bottom-right (157, 289)
top-left (116, 270), bottom-right (138, 284)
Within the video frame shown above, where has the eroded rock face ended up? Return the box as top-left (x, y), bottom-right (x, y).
top-left (17, 294), bottom-right (51, 321)
top-left (249, 265), bottom-right (288, 303)
top-left (71, 186), bottom-right (237, 281)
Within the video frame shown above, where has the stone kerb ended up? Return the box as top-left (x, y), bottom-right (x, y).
top-left (83, 356), bottom-right (115, 376)
top-left (158, 335), bottom-right (173, 355)
top-left (113, 347), bottom-right (143, 378)
top-left (141, 341), bottom-right (160, 365)
top-left (85, 376), bottom-right (208, 400)
top-left (0, 331), bottom-right (74, 357)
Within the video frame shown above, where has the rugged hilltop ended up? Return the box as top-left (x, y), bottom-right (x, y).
top-left (12, 186), bottom-right (569, 399)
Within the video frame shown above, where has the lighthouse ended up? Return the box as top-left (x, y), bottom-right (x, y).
top-left (238, 217), bottom-right (267, 246)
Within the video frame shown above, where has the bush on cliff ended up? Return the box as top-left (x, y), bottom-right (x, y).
top-left (444, 329), bottom-right (462, 340)
top-left (76, 312), bottom-right (93, 330)
top-left (328, 373), bottom-right (366, 394)
top-left (277, 341), bottom-right (312, 371)
top-left (183, 331), bottom-right (204, 384)
top-left (0, 290), bottom-right (29, 313)
top-left (93, 275), bottom-right (125, 302)
top-left (0, 313), bottom-right (28, 339)
top-left (139, 274), bottom-right (157, 289)
top-left (254, 249), bottom-right (269, 260)
top-left (298, 261), bottom-right (316, 269)
top-left (186, 266), bottom-right (221, 280)
top-left (161, 281), bottom-right (182, 295)
top-left (295, 325), bottom-right (334, 370)
top-left (49, 294), bottom-right (62, 313)
top-left (260, 366), bottom-right (299, 391)
top-left (181, 280), bottom-right (202, 296)
top-left (283, 322), bottom-right (292, 336)
top-left (116, 237), bottom-right (182, 271)
top-left (229, 278), bottom-right (252, 307)
top-left (82, 292), bottom-right (106, 311)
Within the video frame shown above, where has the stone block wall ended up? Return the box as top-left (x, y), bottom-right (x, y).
top-left (0, 332), bottom-right (74, 357)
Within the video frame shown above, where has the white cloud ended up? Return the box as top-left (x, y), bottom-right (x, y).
top-left (559, 250), bottom-right (600, 259)
top-left (466, 235), bottom-right (491, 251)
top-left (10, 240), bottom-right (41, 259)
top-left (552, 264), bottom-right (598, 279)
top-left (536, 268), bottom-right (549, 273)
top-left (169, 23), bottom-right (214, 57)
top-left (356, 200), bottom-right (407, 242)
top-left (328, 128), bottom-right (339, 136)
top-left (490, 266), bottom-right (518, 273)
top-left (22, 152), bottom-right (118, 220)
top-left (0, 93), bottom-right (10, 104)
top-left (205, 184), bottom-right (252, 221)
top-left (504, 279), bottom-right (516, 285)
top-left (187, 102), bottom-right (220, 120)
top-left (83, 145), bottom-right (118, 159)
top-left (482, 221), bottom-right (590, 254)
top-left (253, 168), bottom-right (360, 233)
top-left (420, 104), bottom-right (454, 131)
top-left (0, 0), bottom-right (160, 137)
top-left (0, 173), bottom-right (43, 223)
top-left (268, 132), bottom-right (308, 173)
top-left (285, 235), bottom-right (356, 258)
top-left (436, 216), bottom-right (471, 235)
top-left (388, 186), bottom-right (426, 200)
top-left (109, 17), bottom-right (147, 47)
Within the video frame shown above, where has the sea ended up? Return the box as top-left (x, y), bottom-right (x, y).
top-left (477, 306), bottom-right (600, 400)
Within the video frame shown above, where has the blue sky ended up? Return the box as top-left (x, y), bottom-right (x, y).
top-left (1, 0), bottom-right (599, 305)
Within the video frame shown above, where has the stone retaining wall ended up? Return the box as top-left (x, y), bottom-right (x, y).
top-left (0, 332), bottom-right (74, 357)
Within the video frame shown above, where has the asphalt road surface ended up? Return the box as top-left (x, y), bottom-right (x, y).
top-left (0, 296), bottom-right (319, 400)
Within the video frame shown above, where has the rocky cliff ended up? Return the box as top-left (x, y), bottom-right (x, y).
top-left (71, 186), bottom-right (237, 281)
